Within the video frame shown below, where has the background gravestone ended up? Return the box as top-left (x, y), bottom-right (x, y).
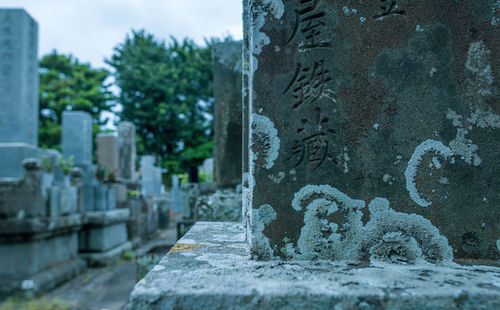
top-left (97, 133), bottom-right (119, 175)
top-left (0, 9), bottom-right (40, 177)
top-left (213, 41), bottom-right (243, 188)
top-left (62, 111), bottom-right (94, 211)
top-left (248, 0), bottom-right (500, 263)
top-left (62, 111), bottom-right (92, 166)
top-left (118, 122), bottom-right (136, 181)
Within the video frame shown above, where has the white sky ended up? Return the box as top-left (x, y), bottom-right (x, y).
top-left (0, 0), bottom-right (243, 68)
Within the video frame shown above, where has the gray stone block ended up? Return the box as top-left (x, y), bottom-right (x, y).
top-left (62, 111), bottom-right (92, 166)
top-left (0, 143), bottom-right (40, 178)
top-left (80, 222), bottom-right (128, 252)
top-left (128, 222), bottom-right (500, 310)
top-left (118, 122), bottom-right (136, 181)
top-left (213, 41), bottom-right (243, 188)
top-left (0, 9), bottom-right (39, 146)
top-left (0, 232), bottom-right (78, 277)
top-left (80, 241), bottom-right (131, 267)
top-left (97, 133), bottom-right (119, 175)
top-left (0, 167), bottom-right (45, 218)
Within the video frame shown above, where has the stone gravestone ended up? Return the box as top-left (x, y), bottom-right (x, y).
top-left (0, 9), bottom-right (40, 177)
top-left (247, 0), bottom-right (500, 262)
top-left (141, 155), bottom-right (157, 197)
top-left (118, 122), bottom-right (136, 181)
top-left (62, 111), bottom-right (94, 211)
top-left (213, 41), bottom-right (243, 188)
top-left (97, 133), bottom-right (119, 176)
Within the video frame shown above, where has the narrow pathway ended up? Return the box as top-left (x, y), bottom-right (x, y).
top-left (47, 222), bottom-right (179, 310)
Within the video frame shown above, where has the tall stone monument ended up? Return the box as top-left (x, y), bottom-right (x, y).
top-left (0, 9), bottom-right (39, 177)
top-left (247, 0), bottom-right (500, 262)
top-left (97, 133), bottom-right (119, 175)
top-left (118, 122), bottom-right (136, 182)
top-left (213, 41), bottom-right (243, 188)
top-left (62, 111), bottom-right (94, 211)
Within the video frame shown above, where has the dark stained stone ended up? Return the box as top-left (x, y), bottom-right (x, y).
top-left (213, 41), bottom-right (243, 188)
top-left (247, 0), bottom-right (500, 263)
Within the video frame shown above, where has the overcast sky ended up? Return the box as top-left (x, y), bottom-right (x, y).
top-left (1, 0), bottom-right (243, 68)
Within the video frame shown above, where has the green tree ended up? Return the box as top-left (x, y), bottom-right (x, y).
top-left (107, 30), bottom-right (214, 175)
top-left (39, 51), bottom-right (114, 150)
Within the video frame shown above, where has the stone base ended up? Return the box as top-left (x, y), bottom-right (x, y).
top-left (80, 241), bottom-right (132, 267)
top-left (0, 143), bottom-right (39, 178)
top-left (0, 258), bottom-right (86, 297)
top-left (129, 222), bottom-right (500, 310)
top-left (80, 209), bottom-right (130, 252)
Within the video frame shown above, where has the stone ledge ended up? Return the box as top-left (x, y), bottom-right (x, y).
top-left (84, 209), bottom-right (130, 226)
top-left (80, 241), bottom-right (132, 267)
top-left (0, 214), bottom-right (82, 239)
top-left (0, 257), bottom-right (86, 297)
top-left (129, 222), bottom-right (500, 310)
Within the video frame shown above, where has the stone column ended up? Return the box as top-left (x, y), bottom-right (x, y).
top-left (97, 133), bottom-right (119, 176)
top-left (213, 41), bottom-right (243, 188)
top-left (140, 155), bottom-right (156, 197)
top-left (118, 122), bottom-right (136, 181)
top-left (62, 111), bottom-right (94, 211)
top-left (0, 9), bottom-right (39, 177)
top-left (247, 0), bottom-right (500, 262)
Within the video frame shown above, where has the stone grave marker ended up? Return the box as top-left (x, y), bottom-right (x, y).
top-left (213, 40), bottom-right (243, 188)
top-left (0, 9), bottom-right (39, 177)
top-left (97, 133), bottom-right (119, 176)
top-left (118, 122), bottom-right (136, 181)
top-left (247, 0), bottom-right (500, 262)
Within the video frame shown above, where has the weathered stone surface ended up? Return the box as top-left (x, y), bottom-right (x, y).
top-left (0, 9), bottom-right (40, 178)
top-left (247, 0), bottom-right (500, 262)
top-left (0, 165), bottom-right (45, 219)
top-left (195, 188), bottom-right (242, 222)
top-left (80, 222), bottom-right (128, 252)
top-left (62, 111), bottom-right (92, 166)
top-left (0, 232), bottom-right (79, 277)
top-left (213, 40), bottom-right (243, 188)
top-left (118, 122), bottom-right (136, 181)
top-left (0, 9), bottom-right (39, 146)
top-left (97, 133), bottom-right (119, 175)
top-left (128, 222), bottom-right (500, 310)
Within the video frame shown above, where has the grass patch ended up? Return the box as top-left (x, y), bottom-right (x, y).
top-left (0, 297), bottom-right (74, 310)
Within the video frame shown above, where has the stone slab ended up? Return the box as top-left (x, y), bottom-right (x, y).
top-left (0, 9), bottom-right (39, 146)
top-left (0, 231), bottom-right (79, 277)
top-left (80, 222), bottom-right (129, 252)
top-left (129, 222), bottom-right (500, 310)
top-left (97, 133), bottom-right (119, 175)
top-left (247, 0), bottom-right (500, 262)
top-left (0, 257), bottom-right (86, 298)
top-left (0, 143), bottom-right (40, 178)
top-left (62, 111), bottom-right (92, 166)
top-left (80, 241), bottom-right (132, 267)
top-left (213, 40), bottom-right (243, 188)
top-left (118, 122), bottom-right (136, 181)
top-left (85, 209), bottom-right (131, 226)
top-left (0, 214), bottom-right (82, 238)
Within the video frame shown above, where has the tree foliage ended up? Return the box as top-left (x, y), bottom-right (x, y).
top-left (106, 30), bottom-right (214, 172)
top-left (39, 51), bottom-right (114, 150)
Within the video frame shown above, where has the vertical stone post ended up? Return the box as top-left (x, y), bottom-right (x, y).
top-left (247, 0), bottom-right (500, 262)
top-left (97, 133), bottom-right (119, 176)
top-left (0, 9), bottom-right (39, 177)
top-left (213, 41), bottom-right (243, 188)
top-left (118, 122), bottom-right (136, 181)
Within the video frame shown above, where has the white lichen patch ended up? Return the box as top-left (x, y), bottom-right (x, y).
top-left (252, 204), bottom-right (277, 260)
top-left (268, 171), bottom-right (285, 184)
top-left (497, 239), bottom-right (500, 252)
top-left (292, 185), bottom-right (365, 261)
top-left (251, 113), bottom-right (280, 170)
top-left (383, 174), bottom-right (394, 185)
top-left (446, 41), bottom-right (500, 167)
top-left (363, 198), bottom-right (453, 263)
top-left (405, 140), bottom-right (453, 207)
